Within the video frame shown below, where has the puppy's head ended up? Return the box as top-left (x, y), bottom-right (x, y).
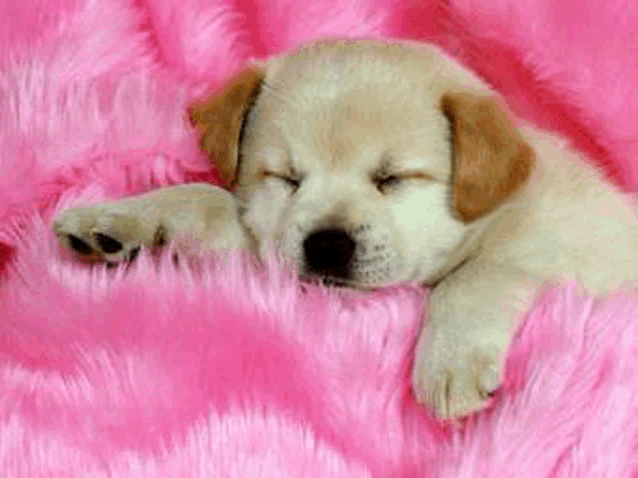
top-left (188, 40), bottom-right (534, 288)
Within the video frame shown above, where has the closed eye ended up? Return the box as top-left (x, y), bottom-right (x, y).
top-left (264, 172), bottom-right (302, 192)
top-left (373, 171), bottom-right (437, 193)
top-left (374, 174), bottom-right (401, 193)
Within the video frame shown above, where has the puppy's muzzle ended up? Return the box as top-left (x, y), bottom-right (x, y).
top-left (303, 228), bottom-right (356, 279)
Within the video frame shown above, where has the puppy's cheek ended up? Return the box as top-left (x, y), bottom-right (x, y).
top-left (276, 225), bottom-right (306, 267)
top-left (256, 234), bottom-right (301, 268)
top-left (241, 203), bottom-right (278, 244)
top-left (242, 198), bottom-right (292, 260)
top-left (244, 217), bottom-right (273, 260)
top-left (403, 251), bottom-right (449, 284)
top-left (405, 261), bottom-right (436, 284)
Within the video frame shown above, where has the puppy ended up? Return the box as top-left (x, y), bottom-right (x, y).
top-left (53, 39), bottom-right (638, 420)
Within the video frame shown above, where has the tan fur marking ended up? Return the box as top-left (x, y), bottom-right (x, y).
top-left (187, 68), bottom-right (265, 187)
top-left (441, 93), bottom-right (535, 222)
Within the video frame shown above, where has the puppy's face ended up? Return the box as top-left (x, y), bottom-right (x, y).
top-left (189, 40), bottom-right (534, 288)
top-left (238, 66), bottom-right (462, 288)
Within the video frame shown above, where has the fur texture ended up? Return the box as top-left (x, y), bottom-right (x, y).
top-left (1, 0), bottom-right (637, 475)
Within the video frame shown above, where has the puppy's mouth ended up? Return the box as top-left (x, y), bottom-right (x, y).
top-left (300, 272), bottom-right (378, 291)
top-left (300, 273), bottom-right (348, 288)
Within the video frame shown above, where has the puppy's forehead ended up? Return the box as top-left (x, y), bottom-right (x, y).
top-left (253, 40), bottom-right (483, 176)
top-left (266, 45), bottom-right (423, 108)
top-left (264, 39), bottom-right (490, 103)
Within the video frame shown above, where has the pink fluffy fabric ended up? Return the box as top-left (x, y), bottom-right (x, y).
top-left (1, 0), bottom-right (637, 475)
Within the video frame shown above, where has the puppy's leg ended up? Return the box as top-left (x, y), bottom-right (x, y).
top-left (412, 259), bottom-right (540, 420)
top-left (53, 184), bottom-right (252, 263)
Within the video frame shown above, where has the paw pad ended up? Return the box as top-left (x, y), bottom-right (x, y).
top-left (68, 235), bottom-right (94, 255)
top-left (94, 233), bottom-right (123, 254)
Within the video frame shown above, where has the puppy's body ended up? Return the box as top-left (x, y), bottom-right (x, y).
top-left (449, 123), bottom-right (638, 291)
top-left (54, 39), bottom-right (638, 420)
top-left (482, 126), bottom-right (637, 293)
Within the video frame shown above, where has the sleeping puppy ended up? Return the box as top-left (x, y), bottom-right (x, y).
top-left (53, 39), bottom-right (638, 420)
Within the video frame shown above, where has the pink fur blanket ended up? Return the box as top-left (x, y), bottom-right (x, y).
top-left (1, 0), bottom-right (637, 475)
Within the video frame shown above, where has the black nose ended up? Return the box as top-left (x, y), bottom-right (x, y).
top-left (303, 228), bottom-right (356, 278)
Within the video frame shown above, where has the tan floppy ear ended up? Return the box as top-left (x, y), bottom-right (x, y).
top-left (187, 67), bottom-right (265, 188)
top-left (441, 93), bottom-right (535, 222)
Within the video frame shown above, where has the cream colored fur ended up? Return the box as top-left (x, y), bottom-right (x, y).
top-left (53, 39), bottom-right (638, 420)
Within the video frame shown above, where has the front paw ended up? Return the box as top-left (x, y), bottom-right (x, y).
top-left (53, 205), bottom-right (163, 264)
top-left (412, 325), bottom-right (505, 420)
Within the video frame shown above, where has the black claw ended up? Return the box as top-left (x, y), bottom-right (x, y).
top-left (479, 389), bottom-right (497, 400)
top-left (128, 246), bottom-right (141, 262)
top-left (153, 225), bottom-right (168, 247)
top-left (95, 233), bottom-right (123, 254)
top-left (68, 235), bottom-right (93, 255)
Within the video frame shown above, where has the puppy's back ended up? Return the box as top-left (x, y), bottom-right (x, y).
top-left (481, 124), bottom-right (638, 293)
